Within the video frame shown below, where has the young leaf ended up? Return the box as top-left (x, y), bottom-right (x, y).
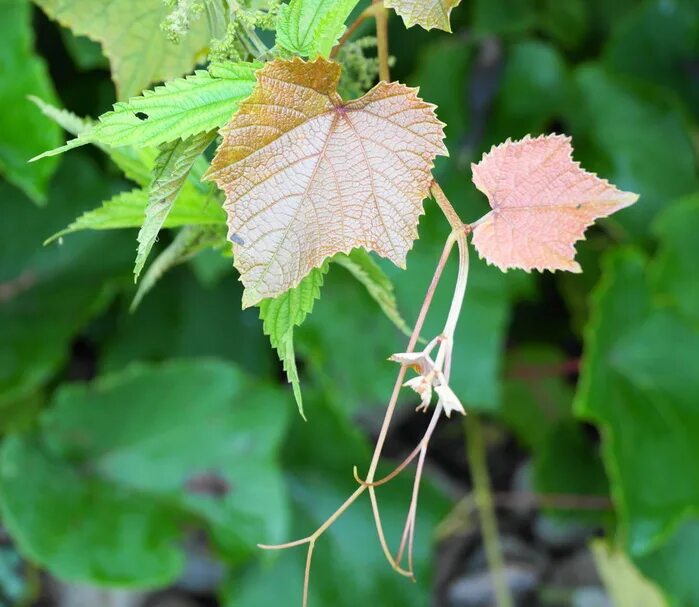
top-left (259, 266), bottom-right (328, 417)
top-left (134, 131), bottom-right (216, 280)
top-left (46, 187), bottom-right (224, 243)
top-left (385, 0), bottom-right (463, 32)
top-left (276, 0), bottom-right (360, 57)
top-left (29, 96), bottom-right (155, 186)
top-left (470, 134), bottom-right (638, 273)
top-left (33, 63), bottom-right (260, 160)
top-left (333, 249), bottom-right (411, 336)
top-left (32, 0), bottom-right (210, 99)
top-left (205, 58), bottom-right (447, 307)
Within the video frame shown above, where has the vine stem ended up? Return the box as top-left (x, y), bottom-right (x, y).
top-left (258, 182), bottom-right (472, 605)
top-left (373, 0), bottom-right (391, 81)
top-left (464, 416), bottom-right (514, 607)
top-left (330, 3), bottom-right (384, 58)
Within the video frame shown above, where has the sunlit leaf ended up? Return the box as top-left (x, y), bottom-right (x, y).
top-left (46, 187), bottom-right (224, 243)
top-left (276, 0), bottom-right (360, 57)
top-left (206, 57), bottom-right (447, 307)
top-left (33, 63), bottom-right (260, 159)
top-left (592, 540), bottom-right (667, 607)
top-left (32, 0), bottom-right (210, 99)
top-left (470, 134), bottom-right (637, 273)
top-left (385, 0), bottom-right (462, 32)
top-left (29, 95), bottom-right (155, 186)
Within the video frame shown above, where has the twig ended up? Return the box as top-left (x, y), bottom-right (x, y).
top-left (330, 3), bottom-right (383, 58)
top-left (373, 0), bottom-right (391, 81)
top-left (259, 182), bottom-right (470, 603)
top-left (363, 229), bottom-right (458, 574)
top-left (464, 416), bottom-right (514, 607)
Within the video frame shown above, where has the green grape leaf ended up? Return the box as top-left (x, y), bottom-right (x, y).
top-left (131, 225), bottom-right (227, 311)
top-left (489, 41), bottom-right (570, 141)
top-left (575, 246), bottom-right (699, 559)
top-left (0, 0), bottom-right (61, 203)
top-left (333, 250), bottom-right (411, 336)
top-left (0, 157), bottom-right (134, 414)
top-left (276, 0), bottom-right (360, 57)
top-left (259, 266), bottom-right (328, 417)
top-left (32, 0), bottom-right (210, 99)
top-left (569, 66), bottom-right (698, 236)
top-left (604, 0), bottom-right (699, 120)
top-left (29, 95), bottom-right (156, 186)
top-left (634, 518), bottom-right (699, 607)
top-left (46, 185), bottom-right (224, 243)
top-left (0, 360), bottom-right (291, 586)
top-left (33, 62), bottom-right (260, 160)
top-left (533, 420), bottom-right (609, 522)
top-left (649, 194), bottom-right (699, 323)
top-left (135, 130), bottom-right (216, 280)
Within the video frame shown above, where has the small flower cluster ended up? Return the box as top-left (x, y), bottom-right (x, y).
top-left (161, 0), bottom-right (206, 43)
top-left (209, 0), bottom-right (281, 63)
top-left (337, 37), bottom-right (395, 98)
top-left (389, 338), bottom-right (465, 417)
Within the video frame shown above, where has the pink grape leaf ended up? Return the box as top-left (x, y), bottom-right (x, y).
top-left (205, 57), bottom-right (447, 307)
top-left (470, 134), bottom-right (638, 273)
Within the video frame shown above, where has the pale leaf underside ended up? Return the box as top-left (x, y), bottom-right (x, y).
top-left (384, 0), bottom-right (463, 32)
top-left (470, 134), bottom-right (639, 273)
top-left (205, 58), bottom-right (447, 307)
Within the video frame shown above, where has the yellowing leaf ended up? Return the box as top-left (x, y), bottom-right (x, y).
top-left (205, 58), bottom-right (447, 307)
top-left (33, 0), bottom-right (209, 99)
top-left (385, 0), bottom-right (463, 32)
top-left (470, 134), bottom-right (638, 273)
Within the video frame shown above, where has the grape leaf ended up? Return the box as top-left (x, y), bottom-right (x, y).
top-left (385, 0), bottom-right (463, 31)
top-left (32, 0), bottom-right (210, 100)
top-left (135, 130), bottom-right (216, 280)
top-left (33, 63), bottom-right (260, 160)
top-left (470, 134), bottom-right (638, 273)
top-left (276, 0), bottom-right (360, 57)
top-left (333, 249), bottom-right (410, 336)
top-left (259, 266), bottom-right (328, 417)
top-left (205, 58), bottom-right (447, 307)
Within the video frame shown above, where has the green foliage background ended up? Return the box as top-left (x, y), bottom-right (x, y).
top-left (0, 0), bottom-right (698, 605)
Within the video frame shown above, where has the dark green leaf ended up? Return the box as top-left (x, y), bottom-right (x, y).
top-left (0, 360), bottom-right (291, 585)
top-left (0, 0), bottom-right (61, 203)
